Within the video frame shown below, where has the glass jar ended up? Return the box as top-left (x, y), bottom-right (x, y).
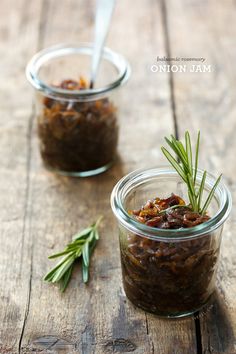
top-left (111, 167), bottom-right (232, 318)
top-left (26, 44), bottom-right (130, 177)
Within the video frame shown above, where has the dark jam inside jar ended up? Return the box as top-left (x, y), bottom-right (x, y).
top-left (37, 78), bottom-right (118, 174)
top-left (121, 194), bottom-right (218, 316)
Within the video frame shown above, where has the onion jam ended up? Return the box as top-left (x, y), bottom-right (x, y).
top-left (120, 194), bottom-right (218, 316)
top-left (38, 78), bottom-right (118, 173)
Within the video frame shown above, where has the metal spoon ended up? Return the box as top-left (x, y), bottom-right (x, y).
top-left (90, 0), bottom-right (116, 89)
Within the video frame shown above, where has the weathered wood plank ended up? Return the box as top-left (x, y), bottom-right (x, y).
top-left (6, 0), bottom-right (236, 352)
top-left (0, 1), bottom-right (43, 353)
top-left (165, 0), bottom-right (236, 353)
top-left (18, 0), bottom-right (197, 353)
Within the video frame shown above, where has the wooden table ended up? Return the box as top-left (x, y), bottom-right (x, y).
top-left (1, 0), bottom-right (236, 353)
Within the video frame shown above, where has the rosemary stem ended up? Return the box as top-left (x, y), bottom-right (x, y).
top-left (161, 131), bottom-right (221, 215)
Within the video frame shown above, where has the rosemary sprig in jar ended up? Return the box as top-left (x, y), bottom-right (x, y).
top-left (161, 131), bottom-right (221, 215)
top-left (44, 216), bottom-right (102, 292)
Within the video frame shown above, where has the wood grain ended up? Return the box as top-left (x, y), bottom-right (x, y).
top-left (0, 0), bottom-right (235, 353)
top-left (17, 0), bottom-right (196, 353)
top-left (19, 0), bottom-right (197, 353)
top-left (0, 0), bottom-right (43, 352)
top-left (164, 0), bottom-right (236, 353)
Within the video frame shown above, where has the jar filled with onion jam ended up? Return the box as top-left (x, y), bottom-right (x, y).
top-left (26, 44), bottom-right (130, 176)
top-left (111, 167), bottom-right (231, 318)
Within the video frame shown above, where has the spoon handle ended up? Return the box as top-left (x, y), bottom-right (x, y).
top-left (90, 0), bottom-right (116, 88)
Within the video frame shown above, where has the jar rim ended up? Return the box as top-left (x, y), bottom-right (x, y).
top-left (110, 166), bottom-right (232, 241)
top-left (26, 43), bottom-right (131, 99)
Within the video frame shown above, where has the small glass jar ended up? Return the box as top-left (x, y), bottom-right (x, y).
top-left (111, 167), bottom-right (232, 318)
top-left (26, 44), bottom-right (130, 177)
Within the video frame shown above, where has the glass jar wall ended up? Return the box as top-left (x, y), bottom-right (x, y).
top-left (26, 44), bottom-right (130, 176)
top-left (111, 167), bottom-right (231, 317)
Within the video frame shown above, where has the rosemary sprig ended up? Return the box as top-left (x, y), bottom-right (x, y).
top-left (158, 204), bottom-right (190, 214)
top-left (44, 216), bottom-right (102, 292)
top-left (161, 131), bottom-right (221, 214)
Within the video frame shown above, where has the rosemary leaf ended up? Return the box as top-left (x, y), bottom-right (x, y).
top-left (194, 131), bottom-right (200, 184)
top-left (60, 267), bottom-right (73, 293)
top-left (51, 256), bottom-right (75, 283)
top-left (201, 174), bottom-right (222, 214)
top-left (165, 137), bottom-right (175, 150)
top-left (82, 241), bottom-right (90, 267)
top-left (176, 141), bottom-right (188, 165)
top-left (186, 173), bottom-right (197, 211)
top-left (158, 204), bottom-right (189, 214)
top-left (48, 250), bottom-right (74, 259)
top-left (161, 147), bottom-right (187, 182)
top-left (72, 227), bottom-right (93, 241)
top-left (165, 137), bottom-right (188, 166)
top-left (44, 217), bottom-right (103, 292)
top-left (82, 260), bottom-right (89, 283)
top-left (187, 187), bottom-right (195, 211)
top-left (44, 253), bottom-right (74, 281)
top-left (162, 132), bottom-right (222, 215)
top-left (74, 247), bottom-right (81, 257)
top-left (197, 170), bottom-right (207, 210)
top-left (185, 131), bottom-right (193, 174)
top-left (94, 229), bottom-right (99, 241)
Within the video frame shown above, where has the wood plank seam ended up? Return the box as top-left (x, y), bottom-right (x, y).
top-left (19, 109), bottom-right (34, 276)
top-left (160, 1), bottom-right (236, 352)
top-left (160, 0), bottom-right (179, 140)
top-left (145, 313), bottom-right (155, 354)
top-left (38, 0), bottom-right (50, 50)
top-left (18, 1), bottom-right (49, 352)
top-left (160, 0), bottom-right (203, 352)
top-left (18, 109), bottom-right (34, 354)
